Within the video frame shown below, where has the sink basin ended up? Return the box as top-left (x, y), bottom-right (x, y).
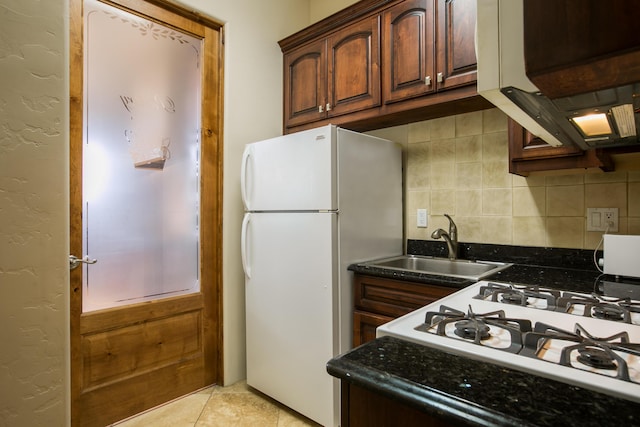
top-left (363, 255), bottom-right (511, 280)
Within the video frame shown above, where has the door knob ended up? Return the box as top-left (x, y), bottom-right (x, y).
top-left (69, 255), bottom-right (97, 270)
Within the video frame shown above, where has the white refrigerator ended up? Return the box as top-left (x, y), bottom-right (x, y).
top-left (240, 125), bottom-right (402, 426)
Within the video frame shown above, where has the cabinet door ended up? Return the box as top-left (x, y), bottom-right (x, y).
top-left (353, 310), bottom-right (392, 347)
top-left (382, 0), bottom-right (436, 104)
top-left (327, 16), bottom-right (381, 117)
top-left (508, 118), bottom-right (613, 176)
top-left (283, 39), bottom-right (327, 128)
top-left (436, 0), bottom-right (477, 90)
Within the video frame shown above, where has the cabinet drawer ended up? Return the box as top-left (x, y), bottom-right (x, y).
top-left (354, 274), bottom-right (454, 318)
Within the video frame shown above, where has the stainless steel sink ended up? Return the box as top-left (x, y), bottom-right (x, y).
top-left (363, 255), bottom-right (511, 280)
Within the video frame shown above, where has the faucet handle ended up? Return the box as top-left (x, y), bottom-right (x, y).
top-left (444, 214), bottom-right (457, 239)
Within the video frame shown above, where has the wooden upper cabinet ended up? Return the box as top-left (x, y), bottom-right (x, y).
top-left (283, 16), bottom-right (380, 128)
top-left (436, 0), bottom-right (477, 90)
top-left (280, 0), bottom-right (488, 133)
top-left (382, 0), bottom-right (435, 103)
top-left (508, 118), bottom-right (614, 176)
top-left (284, 39), bottom-right (327, 128)
top-left (327, 16), bottom-right (381, 116)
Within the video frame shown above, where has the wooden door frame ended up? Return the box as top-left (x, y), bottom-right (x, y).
top-left (69, 0), bottom-right (224, 424)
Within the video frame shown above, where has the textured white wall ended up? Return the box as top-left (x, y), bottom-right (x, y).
top-left (0, 0), bottom-right (70, 426)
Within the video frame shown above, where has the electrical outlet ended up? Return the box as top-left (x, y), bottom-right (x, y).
top-left (417, 209), bottom-right (427, 228)
top-left (586, 208), bottom-right (618, 232)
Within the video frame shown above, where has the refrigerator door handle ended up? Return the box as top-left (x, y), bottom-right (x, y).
top-left (241, 213), bottom-right (251, 278)
top-left (240, 146), bottom-right (251, 209)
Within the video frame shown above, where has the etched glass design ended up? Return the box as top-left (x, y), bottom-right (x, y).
top-left (83, 0), bottom-right (202, 312)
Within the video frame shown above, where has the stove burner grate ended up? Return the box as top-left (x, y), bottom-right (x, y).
top-left (521, 323), bottom-right (640, 382)
top-left (415, 305), bottom-right (532, 353)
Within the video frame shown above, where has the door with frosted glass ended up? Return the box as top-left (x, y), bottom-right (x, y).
top-left (69, 0), bottom-right (223, 425)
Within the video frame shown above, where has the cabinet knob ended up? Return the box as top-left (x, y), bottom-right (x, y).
top-left (326, 103), bottom-right (332, 112)
top-left (437, 72), bottom-right (443, 83)
top-left (425, 76), bottom-right (432, 86)
top-left (318, 105), bottom-right (324, 113)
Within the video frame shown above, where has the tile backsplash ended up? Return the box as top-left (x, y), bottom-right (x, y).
top-left (367, 108), bottom-right (640, 250)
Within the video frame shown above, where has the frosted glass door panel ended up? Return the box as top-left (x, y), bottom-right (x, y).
top-left (83, 0), bottom-right (202, 312)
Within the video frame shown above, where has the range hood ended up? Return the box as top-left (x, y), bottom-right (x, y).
top-left (476, 0), bottom-right (640, 150)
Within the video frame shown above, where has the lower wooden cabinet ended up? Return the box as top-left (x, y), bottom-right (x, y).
top-left (353, 274), bottom-right (455, 347)
top-left (340, 382), bottom-right (457, 427)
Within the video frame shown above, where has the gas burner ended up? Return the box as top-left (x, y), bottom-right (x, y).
top-left (592, 304), bottom-right (626, 321)
top-left (415, 305), bottom-right (532, 353)
top-left (454, 319), bottom-right (491, 340)
top-left (562, 296), bottom-right (635, 324)
top-left (522, 323), bottom-right (639, 383)
top-left (577, 347), bottom-right (617, 370)
top-left (474, 282), bottom-right (560, 310)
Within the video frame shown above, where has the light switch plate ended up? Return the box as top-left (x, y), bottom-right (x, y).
top-left (587, 208), bottom-right (619, 232)
top-left (417, 209), bottom-right (427, 228)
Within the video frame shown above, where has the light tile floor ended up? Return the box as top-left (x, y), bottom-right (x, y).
top-left (112, 381), bottom-right (322, 427)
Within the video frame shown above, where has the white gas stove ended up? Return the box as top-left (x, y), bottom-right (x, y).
top-left (377, 280), bottom-right (640, 403)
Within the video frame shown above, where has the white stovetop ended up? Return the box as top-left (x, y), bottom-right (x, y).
top-left (376, 280), bottom-right (640, 403)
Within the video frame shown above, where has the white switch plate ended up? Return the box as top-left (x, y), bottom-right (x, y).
top-left (586, 208), bottom-right (619, 232)
top-left (417, 209), bottom-right (427, 228)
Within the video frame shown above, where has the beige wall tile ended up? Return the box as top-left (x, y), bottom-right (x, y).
top-left (431, 189), bottom-right (456, 215)
top-left (482, 188), bottom-right (512, 216)
top-left (406, 190), bottom-right (431, 212)
top-left (545, 174), bottom-right (584, 186)
top-left (432, 138), bottom-right (456, 163)
top-left (431, 162), bottom-right (455, 189)
top-left (629, 171), bottom-right (640, 182)
top-left (453, 216), bottom-right (482, 242)
top-left (482, 108), bottom-right (508, 133)
top-left (406, 142), bottom-right (431, 189)
top-left (547, 217), bottom-right (584, 248)
top-left (455, 135), bottom-right (482, 163)
top-left (482, 131), bottom-right (508, 162)
top-left (430, 116), bottom-right (456, 139)
top-left (483, 160), bottom-right (511, 188)
top-left (456, 189), bottom-right (482, 216)
top-left (512, 174), bottom-right (546, 187)
top-left (584, 171), bottom-right (627, 183)
top-left (547, 185), bottom-right (584, 217)
top-left (585, 182), bottom-right (628, 216)
top-left (407, 121), bottom-right (430, 143)
top-left (455, 110), bottom-right (483, 137)
top-left (629, 182), bottom-right (640, 217)
top-left (513, 217), bottom-right (546, 247)
top-left (628, 217), bottom-right (640, 234)
top-left (455, 162), bottom-right (482, 189)
top-left (478, 216), bottom-right (513, 244)
top-left (513, 186), bottom-right (545, 217)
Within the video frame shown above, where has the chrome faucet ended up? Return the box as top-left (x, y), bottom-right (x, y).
top-left (431, 214), bottom-right (458, 260)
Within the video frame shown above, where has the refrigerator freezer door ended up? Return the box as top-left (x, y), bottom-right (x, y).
top-left (243, 211), bottom-right (338, 427)
top-left (241, 125), bottom-right (336, 212)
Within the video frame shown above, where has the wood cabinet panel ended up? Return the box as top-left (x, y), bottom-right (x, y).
top-left (341, 382), bottom-right (457, 427)
top-left (353, 274), bottom-right (455, 346)
top-left (508, 118), bottom-right (615, 176)
top-left (382, 0), bottom-right (435, 103)
top-left (436, 0), bottom-right (477, 90)
top-left (328, 16), bottom-right (381, 116)
top-left (353, 310), bottom-right (392, 347)
top-left (284, 39), bottom-right (326, 127)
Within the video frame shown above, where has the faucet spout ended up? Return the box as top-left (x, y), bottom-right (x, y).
top-left (431, 214), bottom-right (458, 260)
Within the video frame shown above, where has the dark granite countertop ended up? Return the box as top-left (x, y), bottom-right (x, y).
top-left (338, 241), bottom-right (640, 426)
top-left (328, 336), bottom-right (640, 427)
